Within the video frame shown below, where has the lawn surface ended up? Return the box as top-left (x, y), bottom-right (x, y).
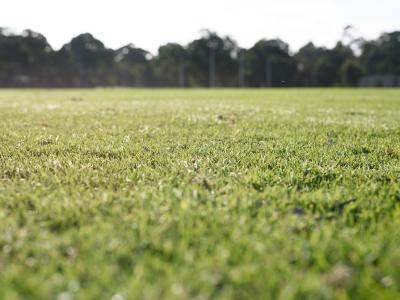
top-left (1, 89), bottom-right (400, 299)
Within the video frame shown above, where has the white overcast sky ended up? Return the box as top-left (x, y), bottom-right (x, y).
top-left (1, 0), bottom-right (399, 54)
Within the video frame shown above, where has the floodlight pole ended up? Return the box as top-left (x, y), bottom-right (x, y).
top-left (238, 49), bottom-right (245, 87)
top-left (208, 41), bottom-right (217, 88)
top-left (265, 59), bottom-right (272, 87)
top-left (179, 55), bottom-right (185, 88)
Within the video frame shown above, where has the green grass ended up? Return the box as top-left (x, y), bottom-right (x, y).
top-left (1, 88), bottom-right (400, 300)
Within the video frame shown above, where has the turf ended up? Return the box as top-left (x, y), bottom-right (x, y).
top-left (0, 88), bottom-right (400, 299)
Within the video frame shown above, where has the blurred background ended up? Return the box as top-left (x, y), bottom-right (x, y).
top-left (0, 0), bottom-right (399, 88)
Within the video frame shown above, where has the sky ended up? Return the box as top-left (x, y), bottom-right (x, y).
top-left (1, 0), bottom-right (399, 54)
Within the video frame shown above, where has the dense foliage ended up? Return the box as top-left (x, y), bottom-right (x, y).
top-left (0, 29), bottom-right (400, 87)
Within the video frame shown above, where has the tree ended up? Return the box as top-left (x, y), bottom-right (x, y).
top-left (186, 30), bottom-right (238, 87)
top-left (340, 59), bottom-right (364, 86)
top-left (0, 29), bottom-right (53, 86)
top-left (152, 43), bottom-right (186, 87)
top-left (0, 28), bottom-right (399, 87)
top-left (245, 39), bottom-right (297, 87)
top-left (360, 31), bottom-right (400, 76)
top-left (115, 44), bottom-right (153, 86)
top-left (294, 42), bottom-right (325, 86)
top-left (57, 33), bottom-right (115, 86)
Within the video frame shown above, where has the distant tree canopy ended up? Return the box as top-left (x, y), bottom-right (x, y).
top-left (360, 32), bottom-right (400, 76)
top-left (0, 28), bottom-right (399, 87)
top-left (244, 39), bottom-right (297, 87)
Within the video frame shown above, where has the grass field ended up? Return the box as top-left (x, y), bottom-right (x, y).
top-left (1, 88), bottom-right (400, 299)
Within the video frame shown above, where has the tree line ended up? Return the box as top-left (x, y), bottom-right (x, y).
top-left (0, 28), bottom-right (399, 87)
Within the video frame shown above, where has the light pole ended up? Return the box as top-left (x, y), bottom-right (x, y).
top-left (179, 54), bottom-right (185, 88)
top-left (238, 48), bottom-right (245, 88)
top-left (208, 40), bottom-right (218, 88)
top-left (265, 58), bottom-right (272, 87)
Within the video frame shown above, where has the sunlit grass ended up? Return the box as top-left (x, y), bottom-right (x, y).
top-left (0, 88), bottom-right (400, 299)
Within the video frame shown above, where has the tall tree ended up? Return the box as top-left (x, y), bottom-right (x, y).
top-left (57, 33), bottom-right (115, 86)
top-left (0, 28), bottom-right (399, 87)
top-left (311, 42), bottom-right (354, 86)
top-left (294, 42), bottom-right (325, 86)
top-left (0, 29), bottom-right (53, 86)
top-left (186, 31), bottom-right (238, 87)
top-left (360, 31), bottom-right (400, 76)
top-left (245, 39), bottom-right (297, 87)
top-left (115, 44), bottom-right (153, 86)
top-left (152, 43), bottom-right (186, 87)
